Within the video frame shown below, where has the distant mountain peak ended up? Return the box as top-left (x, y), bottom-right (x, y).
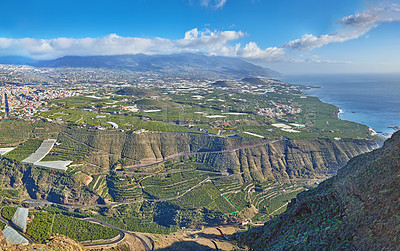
top-left (33, 53), bottom-right (280, 78)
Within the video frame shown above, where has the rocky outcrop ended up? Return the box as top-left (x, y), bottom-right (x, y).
top-left (237, 132), bottom-right (400, 250)
top-left (0, 159), bottom-right (100, 205)
top-left (0, 234), bottom-right (84, 251)
top-left (192, 138), bottom-right (381, 182)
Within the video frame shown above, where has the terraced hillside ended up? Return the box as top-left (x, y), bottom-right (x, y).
top-left (1, 120), bottom-right (381, 213)
top-left (31, 126), bottom-right (381, 180)
top-left (0, 75), bottom-right (386, 241)
top-left (1, 207), bottom-right (119, 244)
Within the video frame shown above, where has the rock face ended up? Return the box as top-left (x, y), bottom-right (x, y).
top-left (237, 131), bottom-right (400, 250)
top-left (190, 138), bottom-right (381, 182)
top-left (0, 159), bottom-right (100, 205)
top-left (24, 166), bottom-right (100, 205)
top-left (0, 234), bottom-right (84, 251)
top-left (2, 127), bottom-right (380, 206)
top-left (64, 128), bottom-right (381, 182)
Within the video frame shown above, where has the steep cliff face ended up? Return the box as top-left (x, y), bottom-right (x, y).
top-left (62, 128), bottom-right (381, 182)
top-left (61, 128), bottom-right (250, 169)
top-left (189, 138), bottom-right (381, 182)
top-left (237, 132), bottom-right (400, 250)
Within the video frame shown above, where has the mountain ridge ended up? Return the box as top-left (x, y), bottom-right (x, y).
top-left (23, 53), bottom-right (280, 77)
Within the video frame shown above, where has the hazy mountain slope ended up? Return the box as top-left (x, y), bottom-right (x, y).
top-left (237, 131), bottom-right (400, 250)
top-left (34, 53), bottom-right (280, 77)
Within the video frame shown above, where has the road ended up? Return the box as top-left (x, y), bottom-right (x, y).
top-left (83, 218), bottom-right (153, 251)
top-left (82, 229), bottom-right (125, 248)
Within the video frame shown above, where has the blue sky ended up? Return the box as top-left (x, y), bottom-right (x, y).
top-left (0, 0), bottom-right (399, 74)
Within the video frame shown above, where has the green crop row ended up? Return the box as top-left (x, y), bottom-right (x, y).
top-left (52, 214), bottom-right (119, 242)
top-left (26, 212), bottom-right (54, 243)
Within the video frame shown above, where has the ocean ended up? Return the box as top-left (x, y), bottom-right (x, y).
top-left (279, 74), bottom-right (400, 137)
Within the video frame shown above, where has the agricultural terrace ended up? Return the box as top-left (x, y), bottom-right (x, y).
top-left (1, 207), bottom-right (120, 243)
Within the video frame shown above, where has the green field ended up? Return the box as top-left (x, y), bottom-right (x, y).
top-left (0, 120), bottom-right (33, 146)
top-left (171, 182), bottom-right (235, 213)
top-left (33, 84), bottom-right (378, 142)
top-left (51, 214), bottom-right (119, 242)
top-left (1, 206), bottom-right (119, 243)
top-left (5, 139), bottom-right (42, 162)
top-left (26, 212), bottom-right (54, 243)
top-left (0, 77), bottom-right (383, 237)
top-left (1, 206), bottom-right (17, 221)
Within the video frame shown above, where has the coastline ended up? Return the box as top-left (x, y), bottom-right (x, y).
top-left (300, 85), bottom-right (382, 137)
top-left (282, 74), bottom-right (400, 138)
top-left (303, 88), bottom-right (393, 138)
top-left (333, 108), bottom-right (343, 119)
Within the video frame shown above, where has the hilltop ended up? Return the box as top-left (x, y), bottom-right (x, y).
top-left (237, 131), bottom-right (400, 250)
top-left (32, 53), bottom-right (280, 78)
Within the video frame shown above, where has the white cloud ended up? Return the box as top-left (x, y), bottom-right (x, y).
top-left (179, 28), bottom-right (244, 49)
top-left (215, 0), bottom-right (227, 9)
top-left (199, 0), bottom-right (227, 9)
top-left (237, 42), bottom-right (287, 62)
top-left (283, 3), bottom-right (400, 50)
top-left (0, 27), bottom-right (292, 63)
top-left (282, 25), bottom-right (374, 50)
top-left (338, 3), bottom-right (400, 26)
top-left (0, 29), bottom-right (248, 60)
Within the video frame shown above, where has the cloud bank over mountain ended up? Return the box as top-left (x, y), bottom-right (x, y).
top-left (0, 3), bottom-right (398, 64)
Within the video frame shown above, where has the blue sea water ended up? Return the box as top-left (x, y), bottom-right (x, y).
top-left (279, 74), bottom-right (400, 137)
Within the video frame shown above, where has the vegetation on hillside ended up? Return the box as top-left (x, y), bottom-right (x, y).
top-left (5, 139), bottom-right (42, 162)
top-left (52, 214), bottom-right (119, 242)
top-left (26, 212), bottom-right (54, 243)
top-left (237, 132), bottom-right (400, 250)
top-left (0, 76), bottom-right (388, 242)
top-left (1, 206), bottom-right (17, 221)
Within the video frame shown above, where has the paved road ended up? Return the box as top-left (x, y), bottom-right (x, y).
top-left (83, 218), bottom-right (153, 251)
top-left (82, 229), bottom-right (125, 248)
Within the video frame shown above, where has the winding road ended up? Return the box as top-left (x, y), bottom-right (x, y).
top-left (17, 138), bottom-right (282, 249)
top-left (83, 218), bottom-right (153, 251)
